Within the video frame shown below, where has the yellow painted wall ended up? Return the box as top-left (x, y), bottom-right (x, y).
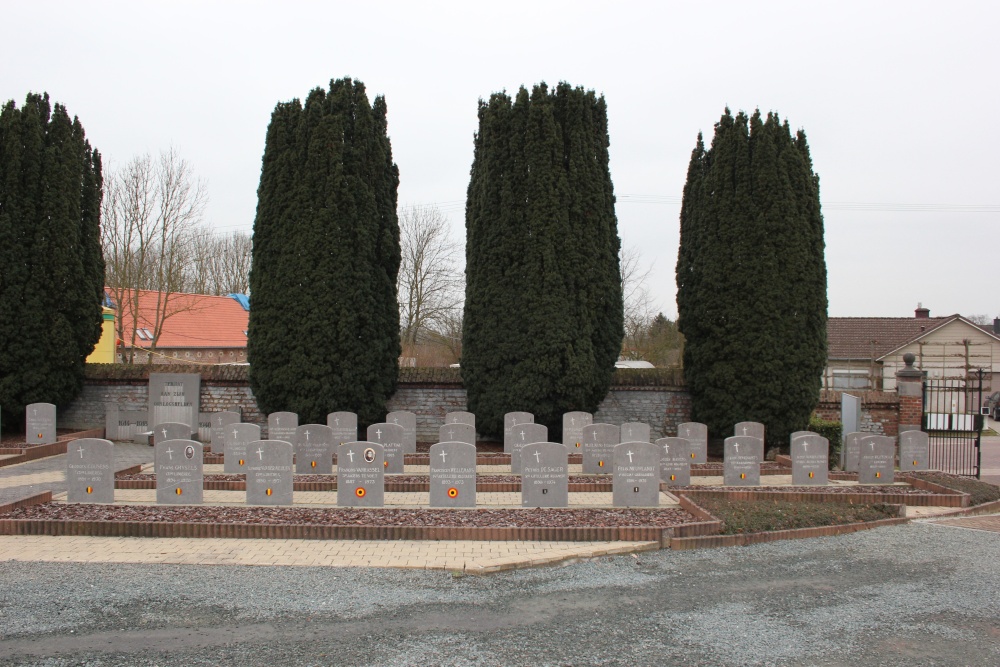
top-left (86, 307), bottom-right (116, 364)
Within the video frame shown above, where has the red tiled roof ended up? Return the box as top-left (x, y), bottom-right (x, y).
top-left (826, 316), bottom-right (956, 360)
top-left (112, 289), bottom-right (248, 349)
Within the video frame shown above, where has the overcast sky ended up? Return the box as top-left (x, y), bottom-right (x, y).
top-left (4, 1), bottom-right (997, 319)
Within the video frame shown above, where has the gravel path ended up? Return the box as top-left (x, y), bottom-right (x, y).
top-left (0, 521), bottom-right (997, 666)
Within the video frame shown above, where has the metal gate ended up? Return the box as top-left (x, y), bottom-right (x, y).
top-left (922, 377), bottom-right (982, 478)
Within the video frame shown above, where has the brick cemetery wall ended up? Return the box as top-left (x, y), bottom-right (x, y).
top-left (813, 389), bottom-right (901, 436)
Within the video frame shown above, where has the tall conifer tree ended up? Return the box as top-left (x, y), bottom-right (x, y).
top-left (676, 109), bottom-right (827, 447)
top-left (248, 78), bottom-right (400, 425)
top-left (463, 82), bottom-right (623, 438)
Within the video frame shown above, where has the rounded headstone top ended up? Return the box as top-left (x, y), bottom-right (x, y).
top-left (902, 352), bottom-right (916, 366)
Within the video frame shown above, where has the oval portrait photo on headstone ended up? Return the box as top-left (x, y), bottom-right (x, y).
top-left (185, 446), bottom-right (195, 459)
top-left (364, 448), bottom-right (376, 463)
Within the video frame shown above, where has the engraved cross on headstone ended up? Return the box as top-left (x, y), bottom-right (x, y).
top-left (534, 450), bottom-right (542, 463)
top-left (627, 449), bottom-right (635, 463)
top-left (165, 447), bottom-right (174, 460)
top-left (439, 450), bottom-right (448, 463)
top-left (346, 449), bottom-right (355, 462)
top-left (77, 446), bottom-right (85, 458)
top-left (256, 447), bottom-right (265, 460)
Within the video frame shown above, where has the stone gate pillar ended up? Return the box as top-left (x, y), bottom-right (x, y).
top-left (896, 353), bottom-right (923, 434)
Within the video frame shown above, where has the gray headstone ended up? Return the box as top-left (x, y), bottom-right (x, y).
top-left (105, 405), bottom-right (149, 441)
top-left (246, 440), bottom-right (293, 505)
top-left (223, 423), bottom-right (261, 473)
top-left (582, 423), bottom-right (620, 474)
top-left (509, 423), bottom-right (548, 474)
top-left (899, 430), bottom-right (929, 471)
top-left (724, 436), bottom-right (763, 486)
top-left (562, 411), bottom-right (593, 452)
top-left (327, 411), bottom-right (358, 446)
top-left (268, 411), bottom-right (298, 444)
top-left (439, 422), bottom-right (476, 446)
top-left (197, 413), bottom-right (212, 442)
top-left (66, 438), bottom-right (114, 503)
top-left (677, 422), bottom-right (708, 463)
top-left (295, 424), bottom-right (335, 474)
top-left (337, 442), bottom-right (384, 507)
top-left (446, 411), bottom-right (475, 428)
top-left (26, 403), bottom-right (56, 445)
top-left (521, 442), bottom-right (569, 508)
top-left (619, 422), bottom-right (651, 443)
top-left (148, 373), bottom-right (200, 431)
top-left (858, 435), bottom-right (895, 484)
top-left (153, 422), bottom-right (192, 445)
top-left (155, 439), bottom-right (203, 504)
top-left (656, 437), bottom-right (692, 486)
top-left (503, 412), bottom-right (535, 453)
top-left (791, 435), bottom-right (829, 485)
top-left (429, 441), bottom-right (477, 508)
top-left (209, 411), bottom-right (241, 447)
top-left (613, 442), bottom-right (661, 507)
top-left (844, 432), bottom-right (864, 472)
top-left (367, 423), bottom-right (405, 473)
top-left (735, 421), bottom-right (765, 441)
top-left (790, 430), bottom-right (814, 442)
top-left (386, 410), bottom-right (417, 454)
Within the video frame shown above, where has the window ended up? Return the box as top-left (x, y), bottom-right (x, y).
top-left (135, 328), bottom-right (153, 340)
top-left (831, 370), bottom-right (872, 390)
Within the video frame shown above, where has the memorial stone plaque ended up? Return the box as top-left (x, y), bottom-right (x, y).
top-left (26, 403), bottom-right (56, 445)
top-left (898, 430), bottom-right (929, 471)
top-left (858, 435), bottom-right (895, 484)
top-left (844, 432), bottom-right (864, 472)
top-left (337, 442), bottom-right (384, 507)
top-left (386, 410), bottom-right (417, 454)
top-left (246, 440), bottom-right (293, 505)
top-left (105, 405), bottom-right (149, 441)
top-left (66, 438), bottom-right (114, 503)
top-left (155, 439), bottom-right (204, 504)
top-left (446, 411), bottom-right (475, 427)
top-left (734, 421), bottom-right (765, 442)
top-left (223, 423), bottom-right (261, 473)
top-left (429, 441), bottom-right (477, 508)
top-left (521, 442), bottom-right (569, 508)
top-left (582, 423), bottom-right (620, 474)
top-left (677, 422), bottom-right (708, 464)
top-left (791, 435), bottom-right (829, 485)
top-left (439, 422), bottom-right (476, 446)
top-left (327, 411), bottom-right (358, 446)
top-left (197, 413), bottom-right (212, 442)
top-left (295, 424), bottom-right (335, 474)
top-left (620, 422), bottom-right (651, 443)
top-left (562, 411), bottom-right (593, 452)
top-left (153, 422), bottom-right (192, 445)
top-left (509, 423), bottom-right (548, 474)
top-left (724, 436), bottom-right (763, 486)
top-left (613, 442), bottom-right (660, 507)
top-left (148, 373), bottom-right (200, 431)
top-left (656, 437), bottom-right (692, 486)
top-left (267, 412), bottom-right (298, 444)
top-left (367, 423), bottom-right (405, 473)
top-left (210, 411), bottom-right (241, 447)
top-left (503, 412), bottom-right (535, 453)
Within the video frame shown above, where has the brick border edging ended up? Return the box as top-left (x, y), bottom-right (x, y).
top-left (669, 514), bottom-right (911, 550)
top-left (916, 498), bottom-right (1000, 518)
top-left (678, 487), bottom-right (964, 508)
top-left (0, 429), bottom-right (106, 468)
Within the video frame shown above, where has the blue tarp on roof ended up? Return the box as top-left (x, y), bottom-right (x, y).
top-left (228, 293), bottom-right (250, 311)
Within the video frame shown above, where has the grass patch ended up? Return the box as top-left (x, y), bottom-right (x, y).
top-left (692, 497), bottom-right (900, 535)
top-left (907, 472), bottom-right (1000, 506)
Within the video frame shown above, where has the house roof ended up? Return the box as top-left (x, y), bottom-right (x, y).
top-left (111, 289), bottom-right (249, 349)
top-left (826, 316), bottom-right (955, 360)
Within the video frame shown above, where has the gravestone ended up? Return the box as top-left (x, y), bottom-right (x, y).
top-left (246, 440), bottom-right (294, 505)
top-left (503, 412), bottom-right (535, 453)
top-left (656, 437), bottom-right (692, 486)
top-left (210, 411), bottom-right (241, 447)
top-left (791, 434), bottom-right (829, 485)
top-left (327, 411), bottom-right (358, 446)
top-left (724, 436), bottom-right (763, 486)
top-left (386, 410), bottom-right (417, 454)
top-left (613, 442), bottom-right (660, 507)
top-left (790, 430), bottom-right (815, 442)
top-left (268, 412), bottom-right (298, 444)
top-left (337, 442), bottom-right (384, 507)
top-left (155, 439), bottom-right (203, 504)
top-left (295, 424), bottom-right (335, 474)
top-left (197, 413), bottom-right (212, 442)
top-left (677, 422), bottom-right (708, 464)
top-left (105, 404), bottom-right (149, 441)
top-left (858, 435), bottom-right (895, 484)
top-left (223, 423), bottom-right (261, 473)
top-left (521, 442), bottom-right (569, 508)
top-left (148, 373), bottom-right (200, 431)
top-left (429, 441), bottom-right (477, 508)
top-left (844, 432), bottom-right (864, 472)
top-left (367, 423), bottom-right (405, 473)
top-left (439, 422), bottom-right (476, 446)
top-left (509, 423), bottom-right (548, 474)
top-left (153, 422), bottom-right (192, 445)
top-left (734, 421), bottom-right (765, 442)
top-left (446, 411), bottom-right (475, 428)
top-left (582, 423), bottom-right (620, 474)
top-left (898, 430), bottom-right (930, 471)
top-left (26, 403), bottom-right (56, 445)
top-left (562, 411), bottom-right (593, 453)
top-left (66, 438), bottom-right (115, 503)
top-left (620, 422), bottom-right (651, 443)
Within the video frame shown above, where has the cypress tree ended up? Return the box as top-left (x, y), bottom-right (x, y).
top-left (0, 93), bottom-right (104, 427)
top-left (676, 109), bottom-right (827, 448)
top-left (463, 82), bottom-right (623, 439)
top-left (248, 78), bottom-right (400, 426)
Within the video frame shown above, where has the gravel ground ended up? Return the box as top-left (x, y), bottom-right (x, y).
top-left (0, 521), bottom-right (997, 666)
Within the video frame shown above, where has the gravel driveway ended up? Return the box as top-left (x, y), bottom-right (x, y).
top-left (0, 521), bottom-right (997, 666)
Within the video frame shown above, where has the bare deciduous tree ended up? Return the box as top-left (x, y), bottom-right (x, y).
top-left (185, 229), bottom-right (252, 296)
top-left (620, 243), bottom-right (659, 360)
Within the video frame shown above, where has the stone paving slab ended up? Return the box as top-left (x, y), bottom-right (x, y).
top-left (904, 506), bottom-right (964, 518)
top-left (927, 514), bottom-right (1000, 533)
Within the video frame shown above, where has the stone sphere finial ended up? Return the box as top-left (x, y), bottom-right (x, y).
top-left (902, 352), bottom-right (916, 367)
